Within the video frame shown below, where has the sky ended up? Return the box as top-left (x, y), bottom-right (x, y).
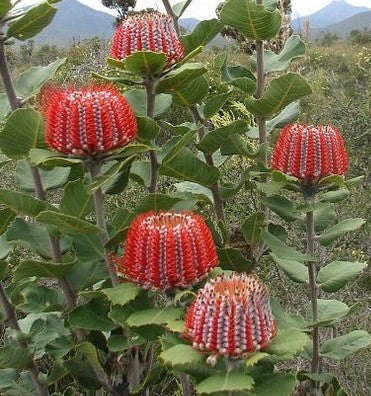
top-left (18, 0), bottom-right (371, 18)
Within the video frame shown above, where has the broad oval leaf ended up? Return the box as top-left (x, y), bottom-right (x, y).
top-left (245, 73), bottom-right (312, 118)
top-left (320, 330), bottom-right (371, 360)
top-left (0, 346), bottom-right (33, 369)
top-left (160, 344), bottom-right (204, 367)
top-left (252, 373), bottom-right (297, 396)
top-left (318, 218), bottom-right (366, 246)
top-left (266, 329), bottom-right (309, 356)
top-left (242, 212), bottom-right (266, 245)
top-left (181, 19), bottom-right (223, 54)
top-left (217, 247), bottom-right (252, 273)
top-left (156, 63), bottom-right (207, 94)
top-left (196, 372), bottom-right (254, 394)
top-left (7, 1), bottom-right (57, 40)
top-left (306, 299), bottom-right (357, 327)
top-left (124, 51), bottom-right (167, 76)
top-left (172, 76), bottom-right (209, 107)
top-left (0, 109), bottom-right (45, 160)
top-left (271, 254), bottom-right (309, 283)
top-left (220, 0), bottom-right (281, 40)
top-left (317, 261), bottom-right (367, 293)
top-left (203, 91), bottom-right (232, 119)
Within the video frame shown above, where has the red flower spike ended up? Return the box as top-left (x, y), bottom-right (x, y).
top-left (115, 211), bottom-right (218, 290)
top-left (111, 12), bottom-right (184, 66)
top-left (271, 124), bottom-right (348, 183)
top-left (43, 85), bottom-right (137, 157)
top-left (185, 273), bottom-right (277, 358)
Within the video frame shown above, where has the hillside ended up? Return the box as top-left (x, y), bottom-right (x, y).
top-left (292, 0), bottom-right (370, 30)
top-left (32, 0), bottom-right (115, 45)
top-left (310, 11), bottom-right (371, 39)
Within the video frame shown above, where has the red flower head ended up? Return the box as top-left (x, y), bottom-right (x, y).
top-left (185, 273), bottom-right (277, 358)
top-left (271, 124), bottom-right (348, 183)
top-left (43, 85), bottom-right (138, 157)
top-left (111, 11), bottom-right (184, 67)
top-left (115, 211), bottom-right (218, 290)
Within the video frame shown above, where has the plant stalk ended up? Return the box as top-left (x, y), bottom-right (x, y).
top-left (88, 160), bottom-right (118, 286)
top-left (145, 77), bottom-right (159, 194)
top-left (305, 192), bottom-right (321, 394)
top-left (255, 0), bottom-right (267, 166)
top-left (0, 283), bottom-right (50, 396)
top-left (190, 106), bottom-right (226, 222)
top-left (0, 33), bottom-right (83, 340)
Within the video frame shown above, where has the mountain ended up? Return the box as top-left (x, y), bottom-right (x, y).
top-left (310, 11), bottom-right (371, 39)
top-left (292, 0), bottom-right (370, 31)
top-left (31, 0), bottom-right (115, 45)
top-left (179, 18), bottom-right (200, 32)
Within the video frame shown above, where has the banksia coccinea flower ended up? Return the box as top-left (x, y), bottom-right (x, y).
top-left (185, 273), bottom-right (276, 358)
top-left (115, 211), bottom-right (218, 290)
top-left (271, 124), bottom-right (348, 183)
top-left (111, 11), bottom-right (184, 67)
top-left (43, 85), bottom-right (137, 157)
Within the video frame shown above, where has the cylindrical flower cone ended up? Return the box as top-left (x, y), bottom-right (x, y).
top-left (111, 11), bottom-right (184, 67)
top-left (115, 211), bottom-right (218, 290)
top-left (42, 85), bottom-right (137, 157)
top-left (185, 273), bottom-right (277, 358)
top-left (271, 124), bottom-right (348, 183)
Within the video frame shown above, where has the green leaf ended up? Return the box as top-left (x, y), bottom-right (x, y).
top-left (36, 211), bottom-right (99, 235)
top-left (107, 333), bottom-right (145, 352)
top-left (245, 73), bottom-right (312, 118)
top-left (320, 330), bottom-right (371, 360)
top-left (18, 284), bottom-right (64, 314)
top-left (317, 261), bottom-right (367, 293)
top-left (252, 35), bottom-right (306, 73)
top-left (126, 307), bottom-right (184, 331)
top-left (319, 189), bottom-right (350, 203)
top-left (67, 260), bottom-right (108, 291)
top-left (175, 181), bottom-right (214, 204)
top-left (318, 218), bottom-right (365, 246)
top-left (162, 130), bottom-right (198, 163)
top-left (270, 298), bottom-right (308, 330)
top-left (306, 299), bottom-right (356, 327)
top-left (266, 329), bottom-right (309, 356)
top-left (261, 230), bottom-right (313, 262)
top-left (172, 76), bottom-right (209, 107)
top-left (29, 148), bottom-right (83, 167)
top-left (16, 160), bottom-right (70, 192)
top-left (124, 51), bottom-right (167, 76)
top-left (75, 342), bottom-right (107, 379)
top-left (249, 102), bottom-right (300, 139)
top-left (6, 218), bottom-right (70, 259)
top-left (0, 108), bottom-right (45, 160)
top-left (102, 283), bottom-right (141, 306)
top-left (221, 56), bottom-right (256, 83)
top-left (160, 344), bottom-right (204, 367)
top-left (220, 134), bottom-right (265, 158)
top-left (271, 254), bottom-right (309, 283)
top-left (0, 0), bottom-right (11, 18)
top-left (134, 193), bottom-right (182, 214)
top-left (217, 248), bottom-right (252, 273)
top-left (130, 160), bottom-right (151, 187)
top-left (136, 116), bottom-right (160, 142)
top-left (203, 91), bottom-right (232, 119)
top-left (0, 368), bottom-right (18, 389)
top-left (242, 212), bottom-right (266, 245)
top-left (15, 58), bottom-right (66, 99)
top-left (60, 179), bottom-right (93, 218)
top-left (156, 63), bottom-right (207, 94)
top-left (0, 235), bottom-right (12, 260)
top-left (313, 202), bottom-right (336, 232)
top-left (123, 89), bottom-right (172, 119)
top-left (14, 260), bottom-right (75, 281)
top-left (0, 346), bottom-right (33, 369)
top-left (160, 147), bottom-right (220, 187)
top-left (262, 194), bottom-right (298, 222)
top-left (0, 189), bottom-right (54, 217)
top-left (68, 298), bottom-right (117, 331)
top-left (0, 208), bottom-right (16, 236)
top-left (220, 0), bottom-right (281, 40)
top-left (245, 352), bottom-right (269, 367)
top-left (197, 120), bottom-right (248, 154)
top-left (252, 373), bottom-right (297, 396)
top-left (0, 261), bottom-right (9, 281)
top-left (64, 357), bottom-right (101, 390)
top-left (7, 1), bottom-right (57, 40)
top-left (181, 19), bottom-right (223, 54)
top-left (196, 372), bottom-right (254, 394)
top-left (318, 174), bottom-right (345, 187)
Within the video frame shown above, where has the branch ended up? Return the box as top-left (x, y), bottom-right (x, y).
top-left (190, 106), bottom-right (225, 222)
